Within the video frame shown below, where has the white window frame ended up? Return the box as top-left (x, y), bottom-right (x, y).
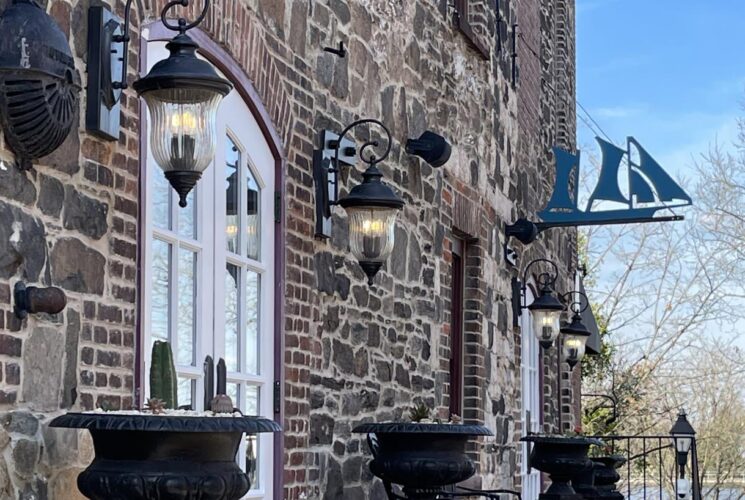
top-left (141, 30), bottom-right (275, 500)
top-left (521, 287), bottom-right (542, 497)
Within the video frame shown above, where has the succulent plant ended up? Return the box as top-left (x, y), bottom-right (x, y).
top-left (150, 340), bottom-right (178, 409)
top-left (209, 358), bottom-right (235, 414)
top-left (409, 403), bottom-right (431, 423)
top-left (145, 398), bottom-right (167, 415)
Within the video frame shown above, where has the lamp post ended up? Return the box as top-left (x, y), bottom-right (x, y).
top-left (88, 0), bottom-right (232, 207)
top-left (670, 410), bottom-right (696, 480)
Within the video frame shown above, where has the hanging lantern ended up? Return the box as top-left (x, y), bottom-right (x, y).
top-left (560, 311), bottom-right (592, 369)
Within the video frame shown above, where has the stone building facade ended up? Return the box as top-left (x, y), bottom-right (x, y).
top-left (0, 0), bottom-right (579, 498)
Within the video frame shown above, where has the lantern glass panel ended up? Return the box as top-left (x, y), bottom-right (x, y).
top-left (562, 333), bottom-right (588, 365)
top-left (143, 87), bottom-right (223, 174)
top-left (673, 435), bottom-right (692, 453)
top-left (531, 309), bottom-right (561, 346)
top-left (346, 207), bottom-right (397, 263)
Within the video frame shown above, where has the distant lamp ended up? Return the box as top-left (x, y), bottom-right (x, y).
top-left (560, 291), bottom-right (592, 369)
top-left (89, 0), bottom-right (232, 207)
top-left (405, 131), bottom-right (452, 168)
top-left (670, 409), bottom-right (696, 479)
top-left (516, 259), bottom-right (565, 349)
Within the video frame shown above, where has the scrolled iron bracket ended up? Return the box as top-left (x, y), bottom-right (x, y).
top-left (110, 0), bottom-right (211, 91)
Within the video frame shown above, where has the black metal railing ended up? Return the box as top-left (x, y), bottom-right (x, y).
top-left (588, 434), bottom-right (701, 500)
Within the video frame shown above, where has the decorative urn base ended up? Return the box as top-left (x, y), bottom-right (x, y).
top-left (51, 413), bottom-right (281, 500)
top-left (353, 422), bottom-right (492, 500)
top-left (521, 435), bottom-right (603, 500)
top-left (593, 455), bottom-right (627, 499)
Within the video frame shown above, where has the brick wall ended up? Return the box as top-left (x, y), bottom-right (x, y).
top-left (0, 0), bottom-right (578, 498)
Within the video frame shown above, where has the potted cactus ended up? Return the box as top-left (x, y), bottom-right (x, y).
top-left (50, 341), bottom-right (280, 500)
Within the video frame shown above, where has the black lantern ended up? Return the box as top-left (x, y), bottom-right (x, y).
top-left (515, 259), bottom-right (565, 349)
top-left (89, 0), bottom-right (231, 207)
top-left (314, 119), bottom-right (405, 285)
top-left (560, 291), bottom-right (592, 369)
top-left (335, 120), bottom-right (404, 285)
top-left (0, 0), bottom-right (81, 170)
top-left (670, 409), bottom-right (696, 478)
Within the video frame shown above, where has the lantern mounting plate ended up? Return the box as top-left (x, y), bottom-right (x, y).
top-left (86, 6), bottom-right (124, 141)
top-left (313, 129), bottom-right (357, 239)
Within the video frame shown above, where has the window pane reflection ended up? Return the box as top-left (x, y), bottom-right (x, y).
top-left (151, 240), bottom-right (170, 341)
top-left (178, 190), bottom-right (197, 239)
top-left (227, 383), bottom-right (239, 408)
top-left (177, 249), bottom-right (196, 365)
top-left (246, 271), bottom-right (260, 375)
top-left (225, 264), bottom-right (240, 372)
top-left (245, 385), bottom-right (259, 416)
top-left (246, 166), bottom-right (260, 260)
top-left (153, 170), bottom-right (171, 230)
top-left (226, 137), bottom-right (240, 254)
top-left (177, 377), bottom-right (194, 409)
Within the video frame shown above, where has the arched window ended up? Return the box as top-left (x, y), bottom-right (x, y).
top-left (141, 33), bottom-right (276, 499)
top-left (521, 287), bottom-right (542, 497)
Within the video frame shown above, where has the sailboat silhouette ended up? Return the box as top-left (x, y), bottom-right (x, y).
top-left (538, 136), bottom-right (692, 225)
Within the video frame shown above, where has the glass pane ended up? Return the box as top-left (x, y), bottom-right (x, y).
top-left (227, 382), bottom-right (240, 408)
top-left (225, 136), bottom-right (240, 254)
top-left (177, 249), bottom-right (196, 365)
top-left (151, 239), bottom-right (171, 341)
top-left (245, 385), bottom-right (259, 416)
top-left (177, 378), bottom-right (195, 410)
top-left (246, 271), bottom-right (260, 375)
top-left (246, 434), bottom-right (259, 489)
top-left (152, 169), bottom-right (171, 230)
top-left (246, 165), bottom-right (260, 260)
top-left (178, 190), bottom-right (196, 239)
top-left (225, 264), bottom-right (240, 372)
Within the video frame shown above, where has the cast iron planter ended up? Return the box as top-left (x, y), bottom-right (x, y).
top-left (353, 422), bottom-right (492, 499)
top-left (521, 435), bottom-right (603, 500)
top-left (592, 455), bottom-right (626, 499)
top-left (50, 413), bottom-right (281, 500)
top-left (571, 461), bottom-right (601, 498)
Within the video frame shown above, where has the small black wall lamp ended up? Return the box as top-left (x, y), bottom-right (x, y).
top-left (88, 0), bottom-right (232, 207)
top-left (405, 131), bottom-right (452, 168)
top-left (14, 282), bottom-right (67, 319)
top-left (0, 0), bottom-right (81, 171)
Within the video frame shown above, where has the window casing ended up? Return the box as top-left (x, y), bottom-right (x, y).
top-left (450, 239), bottom-right (466, 417)
top-left (142, 38), bottom-right (275, 499)
top-left (521, 287), bottom-right (542, 497)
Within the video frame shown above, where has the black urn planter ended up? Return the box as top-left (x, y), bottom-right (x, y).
top-left (593, 455), bottom-right (626, 499)
top-left (353, 422), bottom-right (492, 500)
top-left (50, 413), bottom-right (281, 500)
top-left (571, 461), bottom-right (601, 498)
top-left (521, 435), bottom-right (603, 500)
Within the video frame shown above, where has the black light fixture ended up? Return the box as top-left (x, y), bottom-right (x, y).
top-left (560, 291), bottom-right (592, 370)
top-left (405, 131), bottom-right (452, 168)
top-left (0, 0), bottom-right (81, 171)
top-left (514, 259), bottom-right (565, 349)
top-left (314, 119), bottom-right (405, 285)
top-left (670, 410), bottom-right (696, 479)
top-left (89, 0), bottom-right (232, 207)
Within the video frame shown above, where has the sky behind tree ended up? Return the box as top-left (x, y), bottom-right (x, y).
top-left (576, 0), bottom-right (745, 176)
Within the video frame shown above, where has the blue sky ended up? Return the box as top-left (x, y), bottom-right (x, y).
top-left (576, 0), bottom-right (745, 176)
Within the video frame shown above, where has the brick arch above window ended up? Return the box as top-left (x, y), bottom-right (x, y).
top-left (144, 0), bottom-right (296, 154)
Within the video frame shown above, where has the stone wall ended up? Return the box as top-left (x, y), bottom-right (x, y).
top-left (0, 0), bottom-right (578, 499)
top-left (0, 0), bottom-right (141, 495)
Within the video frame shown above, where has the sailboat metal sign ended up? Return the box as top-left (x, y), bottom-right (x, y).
top-left (538, 137), bottom-right (692, 228)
